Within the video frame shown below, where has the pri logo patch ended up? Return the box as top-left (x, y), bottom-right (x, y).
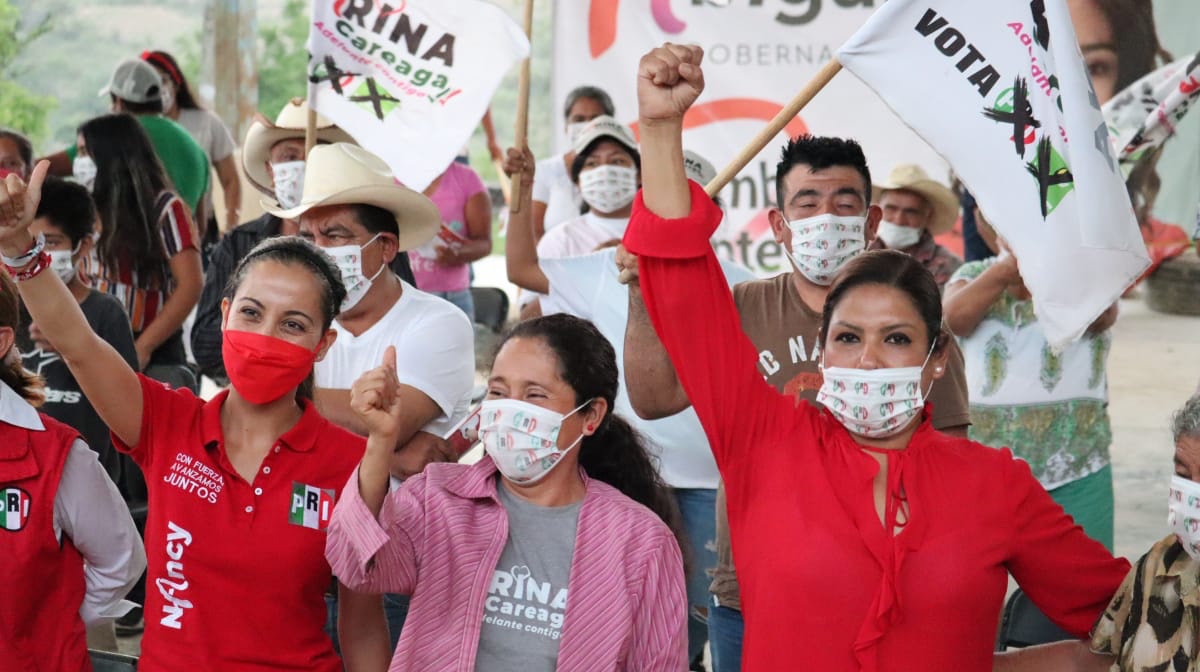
top-left (290, 483), bottom-right (335, 531)
top-left (1, 487), bottom-right (31, 531)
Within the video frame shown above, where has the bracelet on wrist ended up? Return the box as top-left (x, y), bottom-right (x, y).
top-left (5, 250), bottom-right (51, 282)
top-left (0, 233), bottom-right (45, 268)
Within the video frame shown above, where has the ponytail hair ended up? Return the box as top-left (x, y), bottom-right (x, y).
top-left (500, 315), bottom-right (685, 543)
top-left (0, 270), bottom-right (44, 406)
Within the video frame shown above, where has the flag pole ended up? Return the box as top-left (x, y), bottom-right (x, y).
top-left (493, 158), bottom-right (513, 205)
top-left (510, 0), bottom-right (535, 213)
top-left (305, 108), bottom-right (317, 157)
top-left (704, 58), bottom-right (843, 198)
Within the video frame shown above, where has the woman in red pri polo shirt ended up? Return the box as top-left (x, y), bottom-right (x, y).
top-left (0, 162), bottom-right (380, 671)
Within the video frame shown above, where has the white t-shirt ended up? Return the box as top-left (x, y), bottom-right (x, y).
top-left (176, 108), bottom-right (236, 163)
top-left (532, 154), bottom-right (582, 234)
top-left (539, 249), bottom-right (757, 489)
top-left (315, 281), bottom-right (475, 437)
top-left (176, 108), bottom-right (237, 223)
top-left (537, 212), bottom-right (629, 260)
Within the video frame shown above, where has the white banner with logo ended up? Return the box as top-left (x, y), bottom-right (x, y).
top-left (551, 0), bottom-right (945, 277)
top-left (307, 0), bottom-right (529, 191)
top-left (838, 0), bottom-right (1150, 347)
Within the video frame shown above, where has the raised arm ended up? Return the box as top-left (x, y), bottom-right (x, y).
top-left (0, 163), bottom-right (143, 445)
top-left (942, 252), bottom-right (1020, 337)
top-left (622, 44), bottom-right (790, 470)
top-left (621, 276), bottom-right (691, 419)
top-left (502, 147), bottom-right (550, 294)
top-left (326, 347), bottom-right (427, 596)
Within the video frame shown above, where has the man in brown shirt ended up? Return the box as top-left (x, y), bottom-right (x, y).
top-left (619, 135), bottom-right (969, 672)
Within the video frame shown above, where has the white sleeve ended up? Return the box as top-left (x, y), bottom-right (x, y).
top-left (54, 440), bottom-right (146, 626)
top-left (539, 250), bottom-right (610, 320)
top-left (394, 305), bottom-right (476, 432)
top-left (531, 157), bottom-right (556, 204)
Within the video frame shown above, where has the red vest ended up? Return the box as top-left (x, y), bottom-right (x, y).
top-left (0, 414), bottom-right (90, 672)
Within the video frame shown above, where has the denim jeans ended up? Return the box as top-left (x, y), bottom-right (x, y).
top-left (674, 488), bottom-right (718, 663)
top-left (708, 595), bottom-right (744, 672)
top-left (324, 592), bottom-right (410, 654)
top-left (431, 289), bottom-right (476, 323)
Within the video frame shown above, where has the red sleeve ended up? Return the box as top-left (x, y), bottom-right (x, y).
top-left (623, 180), bottom-right (793, 475)
top-left (1003, 454), bottom-right (1130, 637)
top-left (110, 373), bottom-right (202, 473)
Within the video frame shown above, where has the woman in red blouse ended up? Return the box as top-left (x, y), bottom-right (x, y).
top-left (618, 44), bottom-right (1130, 671)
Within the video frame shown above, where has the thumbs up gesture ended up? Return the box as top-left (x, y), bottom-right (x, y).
top-left (351, 345), bottom-right (404, 442)
top-left (0, 160), bottom-right (49, 258)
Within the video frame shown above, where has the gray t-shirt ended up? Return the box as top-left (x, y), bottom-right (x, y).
top-left (474, 483), bottom-right (581, 672)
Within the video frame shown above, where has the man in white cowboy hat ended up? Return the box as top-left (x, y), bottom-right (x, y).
top-left (190, 98), bottom-right (416, 382)
top-left (870, 163), bottom-right (963, 288)
top-left (268, 142), bottom-right (474, 478)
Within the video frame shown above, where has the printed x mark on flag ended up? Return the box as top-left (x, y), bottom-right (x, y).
top-left (983, 77), bottom-right (1040, 158)
top-left (349, 78), bottom-right (401, 120)
top-left (1026, 137), bottom-right (1075, 217)
top-left (309, 55), bottom-right (356, 95)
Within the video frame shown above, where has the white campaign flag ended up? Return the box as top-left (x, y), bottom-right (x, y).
top-left (306, 0), bottom-right (529, 191)
top-left (837, 0), bottom-right (1150, 348)
top-left (1103, 51), bottom-right (1200, 168)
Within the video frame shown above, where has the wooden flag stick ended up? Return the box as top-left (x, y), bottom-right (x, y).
top-left (704, 58), bottom-right (843, 198)
top-left (510, 0), bottom-right (535, 213)
top-left (493, 158), bottom-right (513, 205)
top-left (305, 108), bottom-right (318, 157)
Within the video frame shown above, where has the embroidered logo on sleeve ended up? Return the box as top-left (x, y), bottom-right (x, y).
top-left (289, 482), bottom-right (335, 531)
top-left (1, 487), bottom-right (31, 531)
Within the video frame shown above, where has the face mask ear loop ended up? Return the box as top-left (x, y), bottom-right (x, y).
top-left (919, 335), bottom-right (939, 401)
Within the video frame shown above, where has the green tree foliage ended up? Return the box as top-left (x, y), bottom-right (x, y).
top-left (0, 0), bottom-right (56, 143)
top-left (256, 0), bottom-right (309, 119)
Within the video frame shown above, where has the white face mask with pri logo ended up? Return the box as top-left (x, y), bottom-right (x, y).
top-left (816, 342), bottom-right (936, 439)
top-left (786, 213), bottom-right (867, 285)
top-left (579, 165), bottom-right (638, 214)
top-left (271, 161), bottom-right (306, 210)
top-left (324, 233), bottom-right (385, 314)
top-left (478, 398), bottom-right (593, 485)
top-left (1168, 475), bottom-right (1200, 560)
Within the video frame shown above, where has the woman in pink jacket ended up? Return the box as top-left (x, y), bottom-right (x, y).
top-left (327, 313), bottom-right (688, 671)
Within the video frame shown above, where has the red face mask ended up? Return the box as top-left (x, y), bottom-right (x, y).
top-left (222, 330), bottom-right (320, 405)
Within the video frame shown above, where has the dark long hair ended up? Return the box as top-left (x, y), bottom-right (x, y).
top-left (0, 271), bottom-right (43, 405)
top-left (223, 237), bottom-right (347, 400)
top-left (500, 315), bottom-right (684, 539)
top-left (821, 250), bottom-right (949, 353)
top-left (142, 50), bottom-right (201, 110)
top-left (80, 114), bottom-right (176, 289)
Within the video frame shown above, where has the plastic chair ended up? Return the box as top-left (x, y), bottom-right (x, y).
top-left (470, 286), bottom-right (510, 333)
top-left (995, 589), bottom-right (1074, 651)
top-left (90, 649), bottom-right (138, 671)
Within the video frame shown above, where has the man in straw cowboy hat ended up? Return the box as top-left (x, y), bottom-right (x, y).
top-left (870, 164), bottom-right (963, 289)
top-left (191, 98), bottom-right (416, 382)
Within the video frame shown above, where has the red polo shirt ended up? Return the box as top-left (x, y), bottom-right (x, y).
top-left (116, 375), bottom-right (365, 671)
